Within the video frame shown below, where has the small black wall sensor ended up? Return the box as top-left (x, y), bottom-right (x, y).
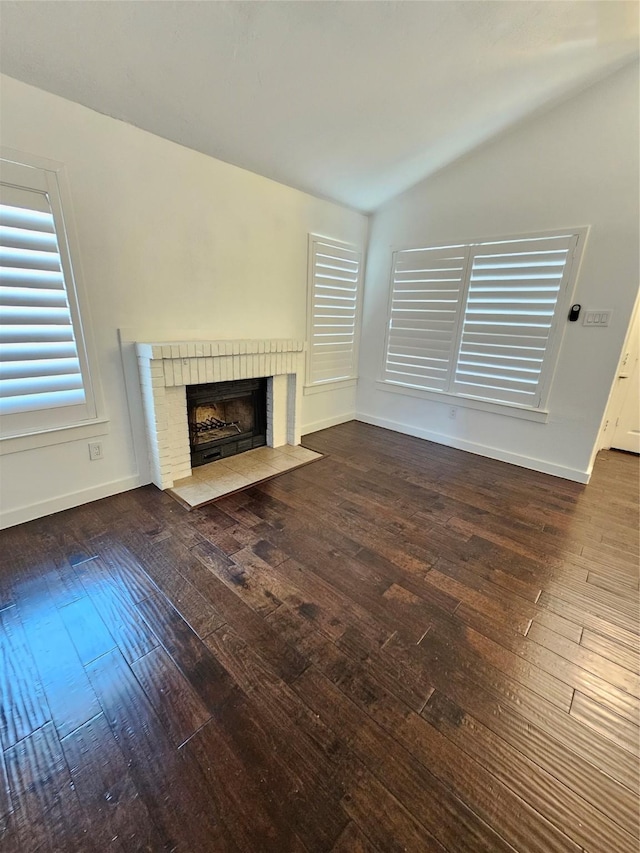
top-left (568, 304), bottom-right (581, 322)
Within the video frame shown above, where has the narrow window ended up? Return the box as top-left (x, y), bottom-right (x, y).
top-left (0, 158), bottom-right (96, 436)
top-left (307, 235), bottom-right (363, 387)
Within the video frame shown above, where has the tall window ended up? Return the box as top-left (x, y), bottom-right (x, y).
top-left (306, 235), bottom-right (363, 387)
top-left (0, 157), bottom-right (95, 437)
top-left (383, 231), bottom-right (584, 410)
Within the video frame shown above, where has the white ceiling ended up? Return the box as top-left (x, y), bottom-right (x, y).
top-left (0, 1), bottom-right (637, 212)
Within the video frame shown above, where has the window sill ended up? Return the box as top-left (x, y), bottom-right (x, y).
top-left (375, 380), bottom-right (549, 423)
top-left (304, 378), bottom-right (358, 396)
top-left (0, 418), bottom-right (110, 456)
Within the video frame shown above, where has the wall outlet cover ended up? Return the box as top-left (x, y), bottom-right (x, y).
top-left (88, 441), bottom-right (103, 461)
top-left (583, 310), bottom-right (612, 327)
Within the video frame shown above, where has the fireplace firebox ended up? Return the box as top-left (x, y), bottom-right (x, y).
top-left (186, 378), bottom-right (267, 468)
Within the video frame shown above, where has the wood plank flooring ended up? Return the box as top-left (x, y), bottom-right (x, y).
top-left (0, 421), bottom-right (638, 852)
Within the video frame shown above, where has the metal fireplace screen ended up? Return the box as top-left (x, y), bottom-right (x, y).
top-left (186, 378), bottom-right (267, 467)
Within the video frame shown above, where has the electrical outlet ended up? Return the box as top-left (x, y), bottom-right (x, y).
top-left (88, 441), bottom-right (103, 461)
top-left (449, 407), bottom-right (457, 419)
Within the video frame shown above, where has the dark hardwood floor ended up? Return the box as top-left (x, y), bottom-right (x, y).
top-left (0, 421), bottom-right (638, 852)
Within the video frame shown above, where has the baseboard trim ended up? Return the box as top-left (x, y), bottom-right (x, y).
top-left (0, 473), bottom-right (148, 530)
top-left (302, 412), bottom-right (356, 436)
top-left (356, 412), bottom-right (591, 484)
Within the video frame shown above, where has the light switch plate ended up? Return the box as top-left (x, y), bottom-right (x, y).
top-left (583, 310), bottom-right (612, 327)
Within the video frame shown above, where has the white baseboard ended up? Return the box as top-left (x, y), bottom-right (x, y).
top-left (356, 412), bottom-right (591, 484)
top-left (0, 473), bottom-right (148, 530)
top-left (302, 412), bottom-right (356, 436)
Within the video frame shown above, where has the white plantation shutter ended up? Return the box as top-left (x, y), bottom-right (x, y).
top-left (384, 245), bottom-right (469, 391)
top-left (0, 158), bottom-right (95, 435)
top-left (452, 235), bottom-right (578, 406)
top-left (383, 231), bottom-right (581, 410)
top-left (307, 236), bottom-right (362, 386)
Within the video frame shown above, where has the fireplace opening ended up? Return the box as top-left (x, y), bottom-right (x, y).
top-left (187, 378), bottom-right (267, 467)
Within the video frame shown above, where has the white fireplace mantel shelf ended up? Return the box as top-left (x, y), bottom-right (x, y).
top-left (135, 338), bottom-right (306, 490)
top-left (136, 338), bottom-right (305, 362)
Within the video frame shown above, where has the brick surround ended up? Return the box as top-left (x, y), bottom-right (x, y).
top-left (135, 339), bottom-right (305, 489)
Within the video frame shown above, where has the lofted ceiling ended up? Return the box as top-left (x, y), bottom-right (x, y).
top-left (0, 1), bottom-right (637, 212)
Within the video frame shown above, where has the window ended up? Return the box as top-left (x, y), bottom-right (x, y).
top-left (383, 231), bottom-right (584, 411)
top-left (306, 235), bottom-right (363, 388)
top-left (0, 157), bottom-right (96, 438)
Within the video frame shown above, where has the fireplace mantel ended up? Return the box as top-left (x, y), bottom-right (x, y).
top-left (135, 339), bottom-right (305, 490)
top-left (135, 338), bottom-right (304, 363)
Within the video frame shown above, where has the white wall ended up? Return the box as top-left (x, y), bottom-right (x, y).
top-left (0, 75), bottom-right (367, 528)
top-left (357, 62), bottom-right (640, 483)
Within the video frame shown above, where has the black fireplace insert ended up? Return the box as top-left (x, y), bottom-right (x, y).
top-left (186, 378), bottom-right (267, 468)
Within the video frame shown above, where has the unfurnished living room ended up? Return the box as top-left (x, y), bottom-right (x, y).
top-left (0, 1), bottom-right (638, 851)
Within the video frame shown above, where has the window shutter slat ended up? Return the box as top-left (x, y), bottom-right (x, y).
top-left (0, 188), bottom-right (52, 218)
top-left (0, 269), bottom-right (66, 290)
top-left (0, 357), bottom-right (81, 380)
top-left (0, 372), bottom-right (85, 398)
top-left (308, 237), bottom-right (362, 385)
top-left (0, 226), bottom-right (59, 252)
top-left (0, 388), bottom-right (86, 416)
top-left (1, 305), bottom-right (74, 325)
top-left (1, 325), bottom-right (76, 344)
top-left (0, 247), bottom-right (62, 272)
top-left (0, 286), bottom-right (69, 307)
top-left (0, 341), bottom-right (79, 360)
top-left (384, 246), bottom-right (468, 391)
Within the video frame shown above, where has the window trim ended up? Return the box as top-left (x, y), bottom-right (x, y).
top-left (374, 379), bottom-right (549, 422)
top-left (0, 418), bottom-right (110, 456)
top-left (303, 377), bottom-right (357, 396)
top-left (305, 233), bottom-right (364, 389)
top-left (379, 226), bottom-right (589, 415)
top-left (0, 147), bottom-right (103, 446)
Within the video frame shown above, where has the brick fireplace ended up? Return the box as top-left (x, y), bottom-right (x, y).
top-left (135, 339), bottom-right (305, 489)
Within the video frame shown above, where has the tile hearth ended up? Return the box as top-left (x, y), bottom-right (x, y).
top-left (168, 444), bottom-right (322, 509)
